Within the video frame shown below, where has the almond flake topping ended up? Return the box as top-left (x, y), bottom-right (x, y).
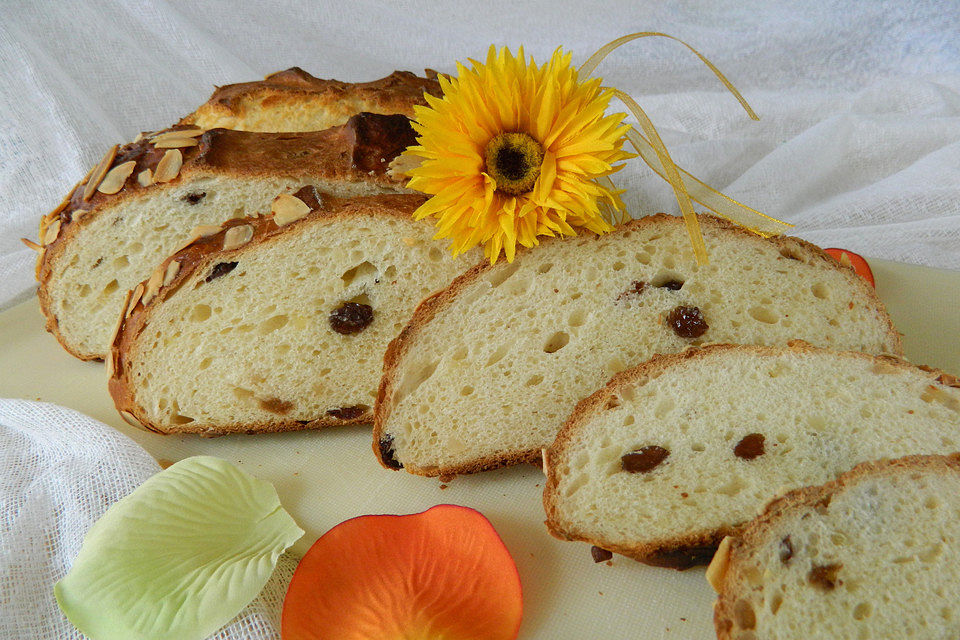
top-left (42, 220), bottom-right (61, 246)
top-left (126, 283), bottom-right (144, 318)
top-left (137, 168), bottom-right (153, 187)
top-left (223, 224), bottom-right (254, 251)
top-left (83, 144), bottom-right (119, 201)
top-left (119, 411), bottom-right (144, 429)
top-left (109, 290), bottom-right (133, 348)
top-left (97, 161), bottom-right (137, 195)
top-left (153, 149), bottom-right (183, 183)
top-left (271, 193), bottom-right (311, 227)
top-left (154, 137), bottom-right (199, 149)
top-left (150, 128), bottom-right (204, 143)
top-left (20, 238), bottom-right (42, 252)
top-left (142, 267), bottom-right (165, 306)
top-left (163, 260), bottom-right (181, 286)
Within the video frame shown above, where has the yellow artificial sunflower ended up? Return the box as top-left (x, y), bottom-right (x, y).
top-left (405, 46), bottom-right (634, 263)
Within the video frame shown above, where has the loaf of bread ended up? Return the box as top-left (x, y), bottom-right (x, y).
top-left (108, 191), bottom-right (479, 435)
top-left (180, 67), bottom-right (440, 132)
top-left (708, 454), bottom-right (960, 640)
top-left (36, 113), bottom-right (416, 360)
top-left (543, 343), bottom-right (960, 569)
top-left (373, 214), bottom-right (903, 476)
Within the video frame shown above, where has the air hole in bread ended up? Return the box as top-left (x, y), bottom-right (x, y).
top-left (635, 251), bottom-right (652, 265)
top-left (525, 374), bottom-right (543, 387)
top-left (451, 346), bottom-right (469, 361)
top-left (340, 261), bottom-right (378, 287)
top-left (718, 476), bottom-right (747, 496)
top-left (733, 599), bottom-right (756, 630)
top-left (198, 357), bottom-right (212, 370)
top-left (259, 315), bottom-right (289, 334)
top-left (102, 279), bottom-right (119, 296)
top-left (427, 247), bottom-right (444, 262)
top-left (543, 331), bottom-right (570, 354)
top-left (651, 271), bottom-right (686, 289)
top-left (605, 396), bottom-right (621, 410)
top-left (393, 360), bottom-right (439, 406)
top-left (485, 345), bottom-right (510, 367)
top-left (78, 284), bottom-right (91, 298)
top-left (568, 309), bottom-right (586, 327)
top-left (749, 306), bottom-right (779, 324)
top-left (537, 262), bottom-right (554, 274)
top-left (113, 255), bottom-right (129, 269)
top-left (654, 398), bottom-right (675, 419)
top-left (460, 386), bottom-right (474, 396)
top-left (128, 242), bottom-right (143, 254)
top-left (190, 304), bottom-right (212, 322)
top-left (485, 261), bottom-right (521, 288)
top-left (612, 261), bottom-right (625, 271)
top-left (769, 592), bottom-right (783, 615)
top-left (662, 254), bottom-right (676, 269)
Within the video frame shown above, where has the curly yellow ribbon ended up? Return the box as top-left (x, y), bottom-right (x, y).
top-left (582, 33), bottom-right (793, 263)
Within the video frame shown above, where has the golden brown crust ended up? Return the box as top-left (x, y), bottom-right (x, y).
top-left (180, 68), bottom-right (440, 132)
top-left (107, 190), bottom-right (428, 436)
top-left (541, 342), bottom-right (954, 569)
top-left (372, 213), bottom-right (904, 476)
top-left (712, 453), bottom-right (960, 639)
top-left (36, 113), bottom-right (417, 361)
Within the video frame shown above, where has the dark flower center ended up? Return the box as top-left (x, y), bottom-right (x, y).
top-left (484, 132), bottom-right (544, 196)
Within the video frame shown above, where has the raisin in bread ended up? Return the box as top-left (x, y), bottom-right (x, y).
top-left (107, 191), bottom-right (479, 435)
top-left (373, 214), bottom-right (902, 476)
top-left (36, 113), bottom-right (416, 361)
top-left (180, 67), bottom-right (440, 132)
top-left (543, 343), bottom-right (960, 569)
top-left (708, 454), bottom-right (960, 640)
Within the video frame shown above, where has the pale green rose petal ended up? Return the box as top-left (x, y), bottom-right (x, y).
top-left (54, 456), bottom-right (303, 640)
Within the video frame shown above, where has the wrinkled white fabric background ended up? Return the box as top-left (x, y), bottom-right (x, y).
top-left (0, 2), bottom-right (958, 638)
top-left (2, 0), bottom-right (959, 314)
top-left (0, 400), bottom-right (297, 640)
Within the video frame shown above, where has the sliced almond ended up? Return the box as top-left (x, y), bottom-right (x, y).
top-left (109, 290), bottom-right (133, 348)
top-left (119, 410), bottom-right (145, 429)
top-left (163, 260), bottom-right (181, 286)
top-left (706, 536), bottom-right (734, 592)
top-left (271, 193), bottom-right (311, 226)
top-left (21, 238), bottom-right (42, 252)
top-left (193, 224), bottom-right (221, 238)
top-left (127, 283), bottom-right (145, 318)
top-left (71, 209), bottom-right (90, 222)
top-left (137, 168), bottom-right (153, 187)
top-left (142, 267), bottom-right (165, 306)
top-left (223, 224), bottom-right (254, 251)
top-left (97, 160), bottom-right (137, 195)
top-left (154, 137), bottom-right (199, 149)
top-left (42, 220), bottom-right (61, 246)
top-left (83, 144), bottom-right (119, 201)
top-left (387, 152), bottom-right (422, 180)
top-left (153, 149), bottom-right (183, 183)
top-left (150, 128), bottom-right (204, 143)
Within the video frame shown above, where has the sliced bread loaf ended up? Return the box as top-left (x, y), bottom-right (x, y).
top-left (37, 113), bottom-right (416, 361)
top-left (708, 454), bottom-right (960, 640)
top-left (543, 344), bottom-right (960, 568)
top-left (180, 67), bottom-right (440, 132)
top-left (107, 191), bottom-right (479, 435)
top-left (373, 214), bottom-right (902, 476)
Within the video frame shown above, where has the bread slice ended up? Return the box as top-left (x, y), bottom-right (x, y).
top-left (180, 67), bottom-right (439, 132)
top-left (373, 214), bottom-right (903, 477)
top-left (107, 191), bottom-right (479, 435)
top-left (708, 454), bottom-right (960, 640)
top-left (543, 343), bottom-right (960, 569)
top-left (37, 113), bottom-right (416, 361)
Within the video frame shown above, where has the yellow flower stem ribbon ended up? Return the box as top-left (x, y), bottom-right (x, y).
top-left (581, 32), bottom-right (793, 264)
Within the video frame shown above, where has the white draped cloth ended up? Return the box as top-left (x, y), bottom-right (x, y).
top-left (0, 2), bottom-right (958, 638)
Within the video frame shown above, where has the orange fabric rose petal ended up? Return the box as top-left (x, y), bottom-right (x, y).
top-left (282, 505), bottom-right (523, 640)
top-left (825, 248), bottom-right (875, 287)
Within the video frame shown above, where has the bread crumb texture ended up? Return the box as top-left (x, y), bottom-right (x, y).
top-left (717, 456), bottom-right (960, 640)
top-left (380, 216), bottom-right (900, 474)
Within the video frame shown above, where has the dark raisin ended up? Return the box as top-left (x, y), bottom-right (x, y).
top-left (329, 302), bottom-right (374, 334)
top-left (621, 446), bottom-right (670, 473)
top-left (808, 563), bottom-right (842, 590)
top-left (616, 280), bottom-right (647, 301)
top-left (182, 191), bottom-right (206, 205)
top-left (666, 305), bottom-right (708, 338)
top-left (378, 434), bottom-right (402, 469)
top-left (734, 433), bottom-right (766, 460)
top-left (659, 279), bottom-right (684, 290)
top-left (326, 405), bottom-right (369, 420)
top-left (779, 536), bottom-right (794, 564)
top-left (205, 261), bottom-right (238, 282)
top-left (591, 546), bottom-right (613, 563)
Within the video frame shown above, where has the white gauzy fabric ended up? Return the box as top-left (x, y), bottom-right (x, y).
top-left (1, 0), bottom-right (959, 313)
top-left (0, 400), bottom-right (295, 640)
